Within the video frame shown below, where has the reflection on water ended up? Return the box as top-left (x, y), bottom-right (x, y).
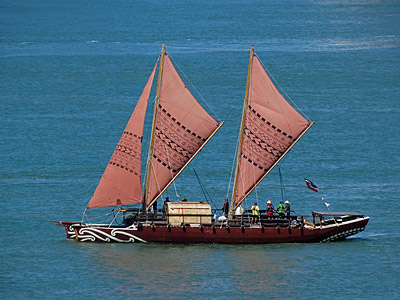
top-left (74, 239), bottom-right (381, 299)
top-left (79, 243), bottom-right (307, 299)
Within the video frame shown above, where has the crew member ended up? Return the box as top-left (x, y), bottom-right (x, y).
top-left (152, 200), bottom-right (158, 213)
top-left (284, 200), bottom-right (291, 217)
top-left (251, 202), bottom-right (259, 224)
top-left (162, 197), bottom-right (170, 214)
top-left (222, 198), bottom-right (229, 217)
top-left (277, 200), bottom-right (285, 218)
top-left (266, 200), bottom-right (274, 218)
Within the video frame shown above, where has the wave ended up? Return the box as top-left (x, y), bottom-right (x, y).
top-left (317, 36), bottom-right (399, 51)
top-left (369, 233), bottom-right (388, 237)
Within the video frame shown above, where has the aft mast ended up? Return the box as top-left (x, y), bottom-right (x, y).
top-left (143, 44), bottom-right (166, 211)
top-left (230, 46), bottom-right (254, 219)
top-left (230, 46), bottom-right (313, 217)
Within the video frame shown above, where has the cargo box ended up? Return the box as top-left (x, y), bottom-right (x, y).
top-left (165, 202), bottom-right (212, 224)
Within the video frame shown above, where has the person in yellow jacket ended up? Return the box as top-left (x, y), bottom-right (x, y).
top-left (251, 202), bottom-right (260, 224)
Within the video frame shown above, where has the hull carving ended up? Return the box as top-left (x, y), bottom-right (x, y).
top-left (76, 227), bottom-right (148, 243)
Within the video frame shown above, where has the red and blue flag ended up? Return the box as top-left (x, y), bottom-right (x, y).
top-left (305, 178), bottom-right (319, 193)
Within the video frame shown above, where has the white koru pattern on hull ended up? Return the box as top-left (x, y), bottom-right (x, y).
top-left (67, 225), bottom-right (76, 238)
top-left (78, 227), bottom-right (147, 243)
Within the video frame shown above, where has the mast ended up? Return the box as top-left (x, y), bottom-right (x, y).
top-left (233, 121), bottom-right (315, 210)
top-left (143, 44), bottom-right (166, 211)
top-left (229, 46), bottom-right (254, 219)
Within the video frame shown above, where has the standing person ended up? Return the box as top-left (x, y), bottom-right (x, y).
top-left (251, 202), bottom-right (259, 224)
top-left (284, 200), bottom-right (291, 217)
top-left (153, 200), bottom-right (158, 213)
top-left (277, 200), bottom-right (285, 218)
top-left (162, 197), bottom-right (170, 214)
top-left (222, 198), bottom-right (229, 217)
top-left (266, 200), bottom-right (274, 218)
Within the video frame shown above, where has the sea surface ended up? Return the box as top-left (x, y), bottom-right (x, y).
top-left (1, 0), bottom-right (399, 299)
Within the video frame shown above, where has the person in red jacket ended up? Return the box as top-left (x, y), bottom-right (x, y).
top-left (266, 200), bottom-right (274, 219)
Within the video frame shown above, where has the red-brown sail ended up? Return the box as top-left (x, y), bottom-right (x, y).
top-left (233, 53), bottom-right (310, 208)
top-left (145, 53), bottom-right (220, 208)
top-left (87, 63), bottom-right (158, 209)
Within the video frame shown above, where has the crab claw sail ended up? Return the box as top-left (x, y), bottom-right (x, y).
top-left (144, 53), bottom-right (221, 210)
top-left (232, 47), bottom-right (312, 211)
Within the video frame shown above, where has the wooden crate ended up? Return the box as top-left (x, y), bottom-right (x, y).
top-left (165, 202), bottom-right (212, 224)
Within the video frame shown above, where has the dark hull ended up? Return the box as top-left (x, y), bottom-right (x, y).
top-left (57, 216), bottom-right (369, 244)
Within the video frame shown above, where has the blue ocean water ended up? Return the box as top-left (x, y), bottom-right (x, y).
top-left (1, 0), bottom-right (399, 299)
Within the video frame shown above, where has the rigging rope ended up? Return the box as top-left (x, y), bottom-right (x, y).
top-left (193, 168), bottom-right (218, 208)
top-left (142, 95), bottom-right (157, 194)
top-left (226, 134), bottom-right (240, 200)
top-left (249, 133), bottom-right (259, 205)
top-left (279, 167), bottom-right (287, 202)
top-left (82, 209), bottom-right (118, 224)
top-left (141, 56), bottom-right (161, 189)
